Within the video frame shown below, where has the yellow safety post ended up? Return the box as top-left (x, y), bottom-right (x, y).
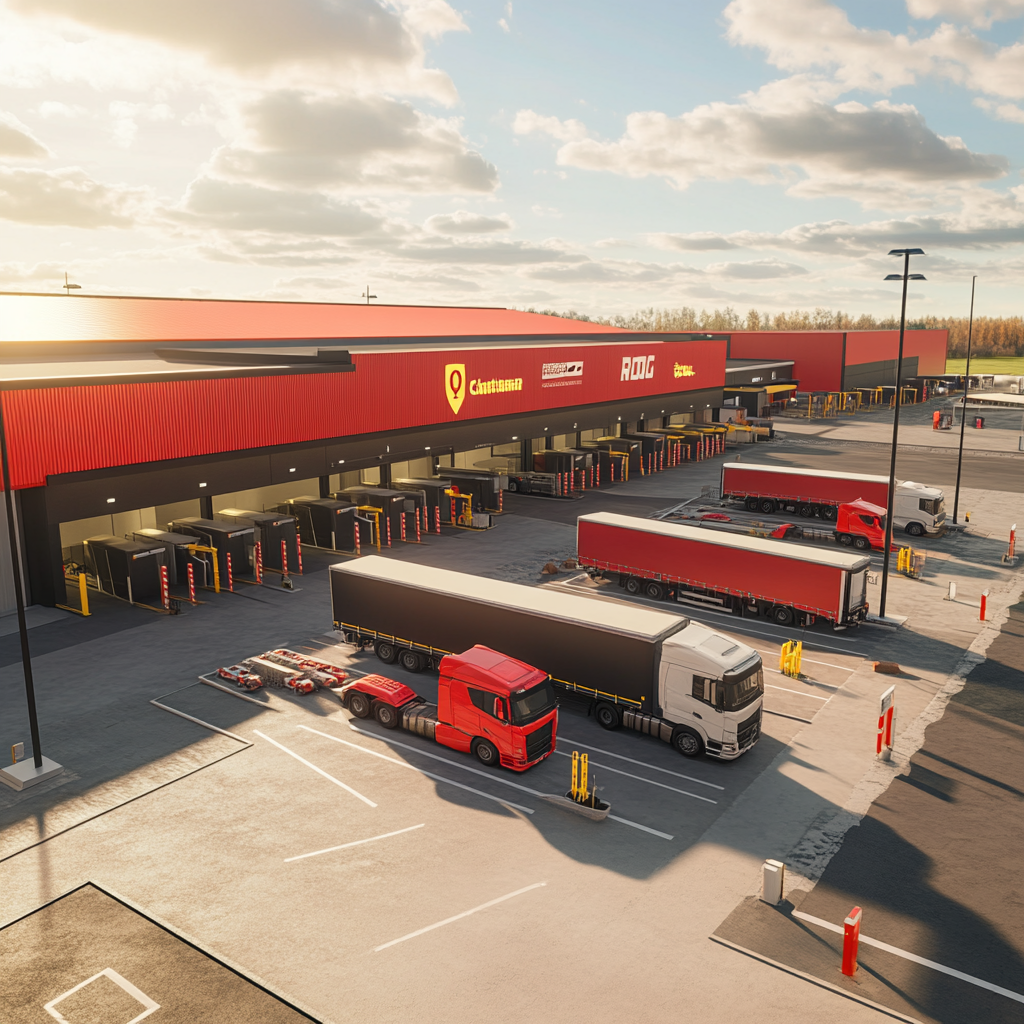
top-left (570, 750), bottom-right (594, 805)
top-left (57, 571), bottom-right (92, 617)
top-left (188, 544), bottom-right (220, 593)
top-left (357, 506), bottom-right (382, 550)
top-left (571, 750), bottom-right (580, 801)
top-left (779, 641), bottom-right (803, 677)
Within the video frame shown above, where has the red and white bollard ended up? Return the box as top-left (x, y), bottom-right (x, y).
top-left (226, 552), bottom-right (234, 592)
top-left (980, 589), bottom-right (989, 621)
top-left (1004, 523), bottom-right (1017, 564)
top-left (498, 489), bottom-right (503, 512)
top-left (187, 563), bottom-right (196, 603)
top-left (876, 685), bottom-right (895, 761)
top-left (415, 508), bottom-right (421, 542)
top-left (385, 515), bottom-right (392, 547)
top-left (842, 906), bottom-right (862, 977)
top-left (354, 520), bottom-right (361, 555)
top-left (160, 565), bottom-right (169, 609)
top-left (281, 539), bottom-right (288, 577)
top-left (296, 532), bottom-right (303, 574)
top-left (435, 505), bottom-right (441, 534)
top-left (254, 541), bottom-right (263, 584)
top-left (400, 513), bottom-right (407, 542)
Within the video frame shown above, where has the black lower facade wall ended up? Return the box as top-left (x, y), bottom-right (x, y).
top-left (843, 357), bottom-right (919, 391)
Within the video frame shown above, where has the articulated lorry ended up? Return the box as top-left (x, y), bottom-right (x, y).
top-left (577, 512), bottom-right (870, 629)
top-left (720, 464), bottom-right (946, 537)
top-left (331, 556), bottom-right (763, 760)
top-left (339, 646), bottom-right (558, 771)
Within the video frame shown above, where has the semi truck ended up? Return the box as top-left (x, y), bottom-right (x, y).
top-left (330, 556), bottom-right (763, 760)
top-left (338, 645), bottom-right (558, 771)
top-left (577, 512), bottom-right (870, 628)
top-left (719, 464), bottom-right (946, 537)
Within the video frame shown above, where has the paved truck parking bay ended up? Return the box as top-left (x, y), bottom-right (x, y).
top-left (1, 427), bottom-right (1022, 1024)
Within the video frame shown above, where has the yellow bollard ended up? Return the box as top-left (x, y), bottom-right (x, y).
top-left (78, 572), bottom-right (90, 616)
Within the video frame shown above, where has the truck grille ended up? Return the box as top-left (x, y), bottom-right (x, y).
top-left (525, 720), bottom-right (553, 762)
top-left (738, 707), bottom-right (762, 749)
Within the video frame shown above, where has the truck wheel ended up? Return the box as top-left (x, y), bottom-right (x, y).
top-left (771, 605), bottom-right (794, 625)
top-left (745, 497), bottom-right (759, 512)
top-left (906, 522), bottom-right (924, 537)
top-left (646, 581), bottom-right (667, 601)
top-left (759, 498), bottom-right (776, 514)
top-left (837, 533), bottom-right (853, 546)
top-left (853, 536), bottom-right (870, 550)
top-left (595, 702), bottom-right (621, 729)
top-left (374, 640), bottom-right (397, 664)
top-left (625, 577), bottom-right (642, 595)
top-left (821, 505), bottom-right (837, 522)
top-left (508, 479), bottom-right (519, 492)
top-left (374, 701), bottom-right (400, 729)
top-left (672, 728), bottom-right (704, 758)
top-left (349, 692), bottom-right (372, 719)
top-left (473, 739), bottom-right (499, 767)
top-left (399, 649), bottom-right (424, 672)
top-left (799, 504), bottom-right (814, 518)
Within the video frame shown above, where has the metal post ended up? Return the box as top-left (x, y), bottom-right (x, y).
top-left (953, 276), bottom-right (976, 524)
top-left (0, 393), bottom-right (43, 768)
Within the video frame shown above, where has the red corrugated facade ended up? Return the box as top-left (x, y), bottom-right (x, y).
top-left (2, 339), bottom-right (724, 490)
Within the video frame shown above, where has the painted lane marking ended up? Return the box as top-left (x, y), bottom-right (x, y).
top-left (297, 726), bottom-right (534, 814)
top-left (792, 911), bottom-right (1024, 1004)
top-left (374, 882), bottom-right (546, 952)
top-left (762, 709), bottom-right (814, 724)
top-left (254, 731), bottom-right (377, 807)
top-left (340, 724), bottom-right (675, 840)
top-left (765, 684), bottom-right (830, 701)
top-left (553, 750), bottom-right (717, 805)
top-left (747, 649), bottom-right (853, 673)
top-left (285, 824), bottom-right (425, 863)
top-left (556, 735), bottom-right (724, 790)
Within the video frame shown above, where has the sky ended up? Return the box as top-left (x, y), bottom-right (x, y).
top-left (0, 0), bottom-right (1023, 319)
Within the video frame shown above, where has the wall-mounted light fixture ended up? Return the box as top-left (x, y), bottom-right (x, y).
top-left (199, 482), bottom-right (207, 488)
top-left (289, 467), bottom-right (296, 473)
top-left (106, 497), bottom-right (115, 504)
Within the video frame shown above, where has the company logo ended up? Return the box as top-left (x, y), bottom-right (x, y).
top-left (445, 363), bottom-right (466, 414)
top-left (470, 376), bottom-right (523, 395)
top-left (542, 360), bottom-right (583, 380)
top-left (622, 355), bottom-right (656, 381)
top-left (674, 362), bottom-right (696, 378)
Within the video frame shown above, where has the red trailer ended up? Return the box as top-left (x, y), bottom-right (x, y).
top-left (720, 464), bottom-right (889, 521)
top-left (577, 512), bottom-right (871, 628)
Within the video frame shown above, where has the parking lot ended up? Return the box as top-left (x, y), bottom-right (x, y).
top-left (1, 424), bottom-right (1022, 1024)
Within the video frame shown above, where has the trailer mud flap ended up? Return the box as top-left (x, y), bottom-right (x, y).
top-left (623, 709), bottom-right (673, 742)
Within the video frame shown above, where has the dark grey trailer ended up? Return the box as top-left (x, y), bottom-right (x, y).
top-left (84, 536), bottom-right (166, 602)
top-left (621, 432), bottom-right (667, 473)
top-left (443, 469), bottom-right (506, 512)
top-left (275, 497), bottom-right (359, 552)
top-left (132, 528), bottom-right (202, 585)
top-left (393, 478), bottom-right (453, 523)
top-left (169, 518), bottom-right (253, 581)
top-left (332, 488), bottom-right (407, 546)
top-left (215, 508), bottom-right (298, 571)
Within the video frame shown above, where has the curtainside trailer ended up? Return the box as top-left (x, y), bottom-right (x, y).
top-left (331, 556), bottom-right (763, 760)
top-left (577, 512), bottom-right (870, 628)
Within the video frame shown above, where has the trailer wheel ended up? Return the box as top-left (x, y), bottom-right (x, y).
top-left (399, 649), bottom-right (424, 673)
top-left (625, 577), bottom-right (642, 595)
top-left (905, 522), bottom-right (925, 537)
top-left (374, 701), bottom-right (400, 729)
top-left (853, 536), bottom-right (870, 550)
top-left (745, 497), bottom-right (759, 512)
top-left (473, 739), bottom-right (499, 767)
top-left (349, 692), bottom-right (372, 719)
top-left (595, 702), bottom-right (621, 729)
top-left (672, 727), bottom-right (704, 758)
top-left (374, 640), bottom-right (397, 664)
top-left (771, 605), bottom-right (794, 625)
top-left (821, 505), bottom-right (838, 522)
top-left (799, 504), bottom-right (814, 518)
top-left (646, 581), bottom-right (667, 601)
top-left (837, 533), bottom-right (853, 546)
top-left (508, 479), bottom-right (519, 492)
top-left (759, 498), bottom-right (776, 514)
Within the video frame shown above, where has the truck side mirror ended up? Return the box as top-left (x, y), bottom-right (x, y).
top-left (494, 697), bottom-right (505, 720)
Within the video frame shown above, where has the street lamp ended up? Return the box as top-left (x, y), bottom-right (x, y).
top-left (952, 276), bottom-right (977, 524)
top-left (878, 248), bottom-right (926, 621)
top-left (361, 285), bottom-right (377, 304)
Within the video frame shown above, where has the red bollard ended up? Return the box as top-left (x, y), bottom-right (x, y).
top-left (400, 513), bottom-right (407, 542)
top-left (296, 532), bottom-right (303, 574)
top-left (980, 589), bottom-right (988, 621)
top-left (255, 541), bottom-right (263, 584)
top-left (187, 563), bottom-right (196, 603)
top-left (226, 552), bottom-right (234, 592)
top-left (435, 505), bottom-right (441, 534)
top-left (160, 565), bottom-right (169, 609)
top-left (281, 539), bottom-right (288, 578)
top-left (415, 508), bottom-right (421, 542)
top-left (385, 515), bottom-right (392, 547)
top-left (842, 907), bottom-right (862, 977)
top-left (354, 521), bottom-right (361, 555)
top-left (499, 488), bottom-right (503, 512)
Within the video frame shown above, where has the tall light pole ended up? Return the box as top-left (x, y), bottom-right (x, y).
top-left (879, 248), bottom-right (926, 621)
top-left (952, 275), bottom-right (976, 525)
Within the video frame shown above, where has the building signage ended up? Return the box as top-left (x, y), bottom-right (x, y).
top-left (444, 363), bottom-right (466, 415)
top-left (542, 360), bottom-right (584, 388)
top-left (622, 355), bottom-right (656, 381)
top-left (674, 362), bottom-right (696, 378)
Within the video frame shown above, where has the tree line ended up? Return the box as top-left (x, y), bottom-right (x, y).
top-left (521, 305), bottom-right (1024, 358)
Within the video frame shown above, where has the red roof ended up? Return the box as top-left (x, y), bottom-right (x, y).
top-left (0, 293), bottom-right (626, 344)
top-left (441, 646), bottom-right (548, 694)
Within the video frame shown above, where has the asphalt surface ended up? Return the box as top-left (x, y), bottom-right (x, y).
top-left (714, 600), bottom-right (1024, 1024)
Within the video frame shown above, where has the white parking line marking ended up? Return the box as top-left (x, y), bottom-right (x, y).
top-left (285, 824), bottom-right (425, 863)
top-left (374, 882), bottom-right (547, 952)
top-left (339, 724), bottom-right (675, 840)
top-left (793, 911), bottom-right (1024, 1004)
top-left (748, 649), bottom-right (854, 672)
top-left (765, 684), bottom-right (830, 700)
top-left (556, 735), bottom-right (724, 790)
top-left (553, 750), bottom-right (717, 804)
top-left (762, 709), bottom-right (814, 724)
top-left (297, 726), bottom-right (534, 814)
top-left (254, 731), bottom-right (377, 807)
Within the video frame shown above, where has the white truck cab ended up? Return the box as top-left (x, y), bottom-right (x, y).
top-left (895, 481), bottom-right (946, 537)
top-left (658, 622), bottom-right (763, 759)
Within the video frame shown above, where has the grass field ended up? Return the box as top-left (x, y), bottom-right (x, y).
top-left (945, 356), bottom-right (1023, 375)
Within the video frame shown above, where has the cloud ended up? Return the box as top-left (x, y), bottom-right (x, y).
top-left (398, 239), bottom-right (587, 265)
top-left (514, 109), bottom-right (587, 142)
top-left (175, 177), bottom-right (385, 235)
top-left (652, 232), bottom-right (740, 251)
top-left (974, 97), bottom-right (1024, 124)
top-left (210, 92), bottom-right (498, 194)
top-left (516, 91), bottom-right (1006, 205)
top-left (0, 167), bottom-right (148, 226)
top-left (0, 112), bottom-right (50, 159)
top-left (905, 0), bottom-right (1024, 28)
top-left (425, 211), bottom-right (512, 234)
top-left (705, 258), bottom-right (809, 279)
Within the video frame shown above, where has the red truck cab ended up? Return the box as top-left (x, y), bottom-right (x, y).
top-left (343, 645), bottom-right (558, 771)
top-left (834, 499), bottom-right (889, 551)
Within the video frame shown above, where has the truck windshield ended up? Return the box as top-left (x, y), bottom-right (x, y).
top-left (510, 679), bottom-right (557, 724)
top-left (919, 497), bottom-right (942, 516)
top-left (723, 665), bottom-right (763, 712)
